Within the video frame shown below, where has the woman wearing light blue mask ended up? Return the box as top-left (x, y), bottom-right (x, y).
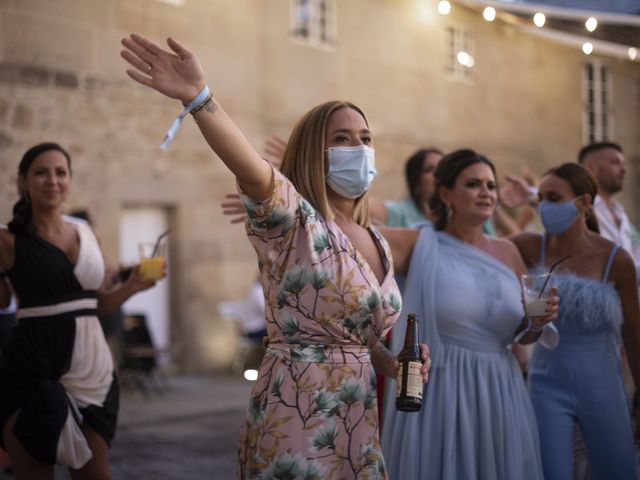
top-left (512, 163), bottom-right (640, 480)
top-left (121, 33), bottom-right (430, 479)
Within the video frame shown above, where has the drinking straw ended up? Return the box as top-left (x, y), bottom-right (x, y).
top-left (538, 254), bottom-right (570, 298)
top-left (151, 230), bottom-right (171, 257)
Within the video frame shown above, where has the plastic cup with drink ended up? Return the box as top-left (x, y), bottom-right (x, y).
top-left (520, 273), bottom-right (556, 318)
top-left (138, 235), bottom-right (168, 281)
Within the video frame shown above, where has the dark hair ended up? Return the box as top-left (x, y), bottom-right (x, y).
top-left (543, 163), bottom-right (600, 233)
top-left (404, 148), bottom-right (443, 211)
top-left (577, 142), bottom-right (622, 163)
top-left (429, 149), bottom-right (496, 230)
top-left (8, 143), bottom-right (72, 234)
top-left (68, 209), bottom-right (91, 224)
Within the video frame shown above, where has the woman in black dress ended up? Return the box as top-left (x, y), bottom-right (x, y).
top-left (0, 143), bottom-right (160, 479)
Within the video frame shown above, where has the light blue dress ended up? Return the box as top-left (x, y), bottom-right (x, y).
top-left (529, 235), bottom-right (637, 480)
top-left (382, 226), bottom-right (544, 479)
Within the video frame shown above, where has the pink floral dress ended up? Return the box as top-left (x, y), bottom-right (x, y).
top-left (237, 168), bottom-right (402, 480)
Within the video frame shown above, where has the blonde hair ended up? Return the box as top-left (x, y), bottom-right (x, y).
top-left (280, 100), bottom-right (372, 227)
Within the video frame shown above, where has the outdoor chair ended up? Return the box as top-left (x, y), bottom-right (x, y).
top-left (119, 313), bottom-right (169, 398)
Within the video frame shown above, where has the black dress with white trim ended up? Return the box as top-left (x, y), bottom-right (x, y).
top-left (0, 218), bottom-right (118, 469)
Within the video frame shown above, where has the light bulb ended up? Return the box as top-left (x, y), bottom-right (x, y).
top-left (585, 17), bottom-right (598, 32)
top-left (457, 51), bottom-right (474, 67)
top-left (437, 0), bottom-right (451, 15)
top-left (629, 48), bottom-right (637, 61)
top-left (533, 12), bottom-right (546, 28)
top-left (582, 42), bottom-right (594, 55)
top-left (483, 6), bottom-right (496, 22)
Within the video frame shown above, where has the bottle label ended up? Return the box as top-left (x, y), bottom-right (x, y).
top-left (396, 361), bottom-right (423, 399)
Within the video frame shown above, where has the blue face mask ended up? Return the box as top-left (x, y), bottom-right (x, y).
top-left (325, 145), bottom-right (377, 199)
top-left (539, 199), bottom-right (580, 235)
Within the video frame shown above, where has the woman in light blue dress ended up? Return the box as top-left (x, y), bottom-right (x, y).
top-left (381, 150), bottom-right (558, 479)
top-left (513, 163), bottom-right (640, 480)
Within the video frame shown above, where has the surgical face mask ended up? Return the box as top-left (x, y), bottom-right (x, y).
top-left (539, 199), bottom-right (580, 235)
top-left (325, 145), bottom-right (377, 199)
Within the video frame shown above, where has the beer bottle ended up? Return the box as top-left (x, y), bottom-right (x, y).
top-left (395, 313), bottom-right (423, 412)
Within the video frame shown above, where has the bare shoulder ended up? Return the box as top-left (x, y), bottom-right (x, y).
top-left (378, 226), bottom-right (419, 277)
top-left (486, 236), bottom-right (526, 276)
top-left (379, 226), bottom-right (419, 248)
top-left (608, 241), bottom-right (635, 278)
top-left (509, 232), bottom-right (540, 267)
top-left (510, 231), bottom-right (539, 250)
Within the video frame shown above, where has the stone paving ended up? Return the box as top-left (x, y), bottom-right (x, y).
top-left (1, 374), bottom-right (254, 480)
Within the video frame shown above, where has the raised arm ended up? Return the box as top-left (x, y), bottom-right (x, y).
top-left (377, 227), bottom-right (419, 277)
top-left (121, 34), bottom-right (272, 200)
top-left (368, 197), bottom-right (389, 226)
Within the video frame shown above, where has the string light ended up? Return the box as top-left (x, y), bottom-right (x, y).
top-left (585, 17), bottom-right (598, 32)
top-left (533, 12), bottom-right (546, 28)
top-left (483, 6), bottom-right (496, 22)
top-left (431, 2), bottom-right (633, 62)
top-left (437, 0), bottom-right (451, 15)
top-left (457, 51), bottom-right (474, 67)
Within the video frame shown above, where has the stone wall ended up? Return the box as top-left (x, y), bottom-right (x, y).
top-left (1, 0), bottom-right (639, 371)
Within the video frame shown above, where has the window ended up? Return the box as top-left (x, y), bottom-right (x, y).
top-left (290, 0), bottom-right (337, 50)
top-left (445, 26), bottom-right (475, 83)
top-left (582, 61), bottom-right (613, 143)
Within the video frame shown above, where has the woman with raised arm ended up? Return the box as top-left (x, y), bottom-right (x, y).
top-left (0, 143), bottom-right (160, 480)
top-left (121, 34), bottom-right (428, 479)
top-left (512, 163), bottom-right (640, 480)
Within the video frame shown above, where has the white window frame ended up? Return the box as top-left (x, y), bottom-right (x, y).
top-left (444, 26), bottom-right (475, 84)
top-left (289, 0), bottom-right (337, 51)
top-left (582, 60), bottom-right (614, 143)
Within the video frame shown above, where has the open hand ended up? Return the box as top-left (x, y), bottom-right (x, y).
top-left (126, 263), bottom-right (166, 293)
top-left (222, 193), bottom-right (247, 224)
top-left (121, 33), bottom-right (206, 104)
top-left (500, 174), bottom-right (534, 209)
top-left (263, 134), bottom-right (288, 168)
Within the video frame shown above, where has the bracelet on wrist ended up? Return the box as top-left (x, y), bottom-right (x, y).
top-left (160, 85), bottom-right (212, 151)
top-left (189, 93), bottom-right (213, 116)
